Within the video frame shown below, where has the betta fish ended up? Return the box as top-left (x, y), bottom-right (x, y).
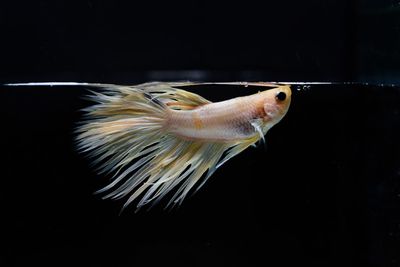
top-left (74, 82), bottom-right (292, 211)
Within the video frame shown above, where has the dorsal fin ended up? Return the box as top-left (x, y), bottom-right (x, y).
top-left (137, 82), bottom-right (211, 110)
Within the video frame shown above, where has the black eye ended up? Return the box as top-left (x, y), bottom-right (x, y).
top-left (276, 91), bottom-right (286, 101)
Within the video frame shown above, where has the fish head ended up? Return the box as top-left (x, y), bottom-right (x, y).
top-left (260, 85), bottom-right (292, 128)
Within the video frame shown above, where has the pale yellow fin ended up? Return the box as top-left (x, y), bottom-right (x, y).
top-left (139, 82), bottom-right (211, 110)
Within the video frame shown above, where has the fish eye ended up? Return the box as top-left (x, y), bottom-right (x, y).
top-left (276, 91), bottom-right (286, 101)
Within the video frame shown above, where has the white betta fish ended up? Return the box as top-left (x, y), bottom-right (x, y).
top-left (72, 82), bottom-right (292, 211)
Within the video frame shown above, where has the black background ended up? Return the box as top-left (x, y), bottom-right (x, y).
top-left (0, 0), bottom-right (399, 83)
top-left (1, 1), bottom-right (400, 267)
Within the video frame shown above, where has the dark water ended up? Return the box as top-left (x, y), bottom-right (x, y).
top-left (1, 83), bottom-right (399, 267)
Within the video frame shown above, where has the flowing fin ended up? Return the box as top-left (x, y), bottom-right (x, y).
top-left (76, 83), bottom-right (258, 211)
top-left (250, 118), bottom-right (265, 144)
top-left (139, 82), bottom-right (211, 110)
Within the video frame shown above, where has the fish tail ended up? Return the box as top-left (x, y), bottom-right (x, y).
top-left (76, 83), bottom-right (258, 211)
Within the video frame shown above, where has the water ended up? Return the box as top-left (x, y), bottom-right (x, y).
top-left (1, 82), bottom-right (399, 266)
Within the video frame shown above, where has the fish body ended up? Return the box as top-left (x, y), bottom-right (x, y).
top-left (167, 88), bottom-right (291, 142)
top-left (75, 82), bottom-right (292, 211)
